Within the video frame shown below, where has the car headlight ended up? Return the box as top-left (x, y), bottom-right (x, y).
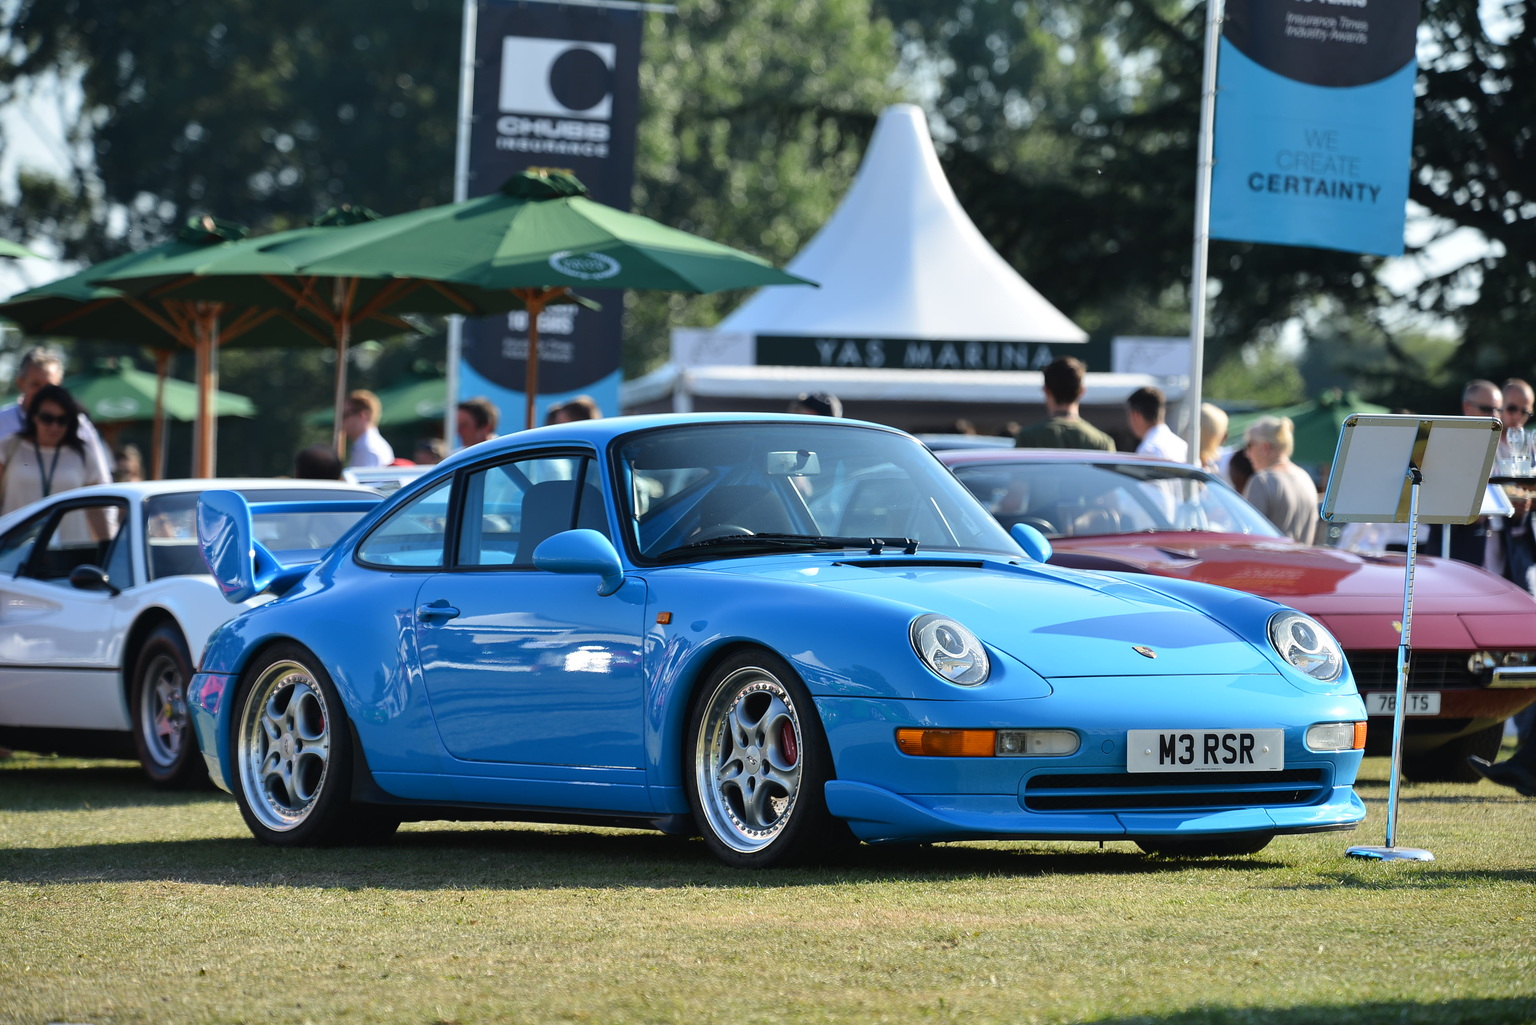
top-left (910, 614), bottom-right (990, 686)
top-left (1268, 610), bottom-right (1345, 682)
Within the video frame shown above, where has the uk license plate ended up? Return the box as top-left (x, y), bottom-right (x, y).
top-left (1126, 729), bottom-right (1285, 772)
top-left (1365, 691), bottom-right (1441, 716)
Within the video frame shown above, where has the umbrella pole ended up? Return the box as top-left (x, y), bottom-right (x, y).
top-left (332, 279), bottom-right (356, 459)
top-left (192, 308), bottom-right (220, 478)
top-left (151, 350), bottom-right (170, 481)
top-left (522, 290), bottom-right (548, 431)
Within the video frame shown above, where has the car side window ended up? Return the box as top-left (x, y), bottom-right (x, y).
top-left (22, 502), bottom-right (128, 584)
top-left (356, 477), bottom-right (454, 568)
top-left (0, 510), bottom-right (49, 576)
top-left (456, 455), bottom-right (609, 568)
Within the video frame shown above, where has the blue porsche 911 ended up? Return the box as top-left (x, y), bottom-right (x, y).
top-left (188, 414), bottom-right (1367, 867)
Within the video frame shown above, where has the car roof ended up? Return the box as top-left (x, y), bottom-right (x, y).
top-left (437, 412), bottom-right (914, 468)
top-left (936, 448), bottom-right (1198, 470)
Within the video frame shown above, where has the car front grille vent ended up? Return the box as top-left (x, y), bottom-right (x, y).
top-left (1346, 652), bottom-right (1478, 689)
top-left (1022, 768), bottom-right (1330, 812)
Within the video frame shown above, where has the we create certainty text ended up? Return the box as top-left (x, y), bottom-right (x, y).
top-left (1246, 5), bottom-right (1386, 207)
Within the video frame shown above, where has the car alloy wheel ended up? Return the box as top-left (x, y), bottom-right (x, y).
top-left (687, 651), bottom-right (853, 867)
top-left (129, 625), bottom-right (204, 788)
top-left (239, 658), bottom-right (333, 833)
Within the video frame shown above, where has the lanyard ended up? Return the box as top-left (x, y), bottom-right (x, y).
top-left (33, 440), bottom-right (63, 497)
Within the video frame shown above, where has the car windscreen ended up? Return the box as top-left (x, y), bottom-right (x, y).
top-left (617, 422), bottom-right (1020, 561)
top-left (144, 489), bottom-right (375, 580)
top-left (951, 460), bottom-right (1287, 539)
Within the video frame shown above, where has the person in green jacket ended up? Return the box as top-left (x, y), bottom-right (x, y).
top-left (1014, 357), bottom-right (1116, 451)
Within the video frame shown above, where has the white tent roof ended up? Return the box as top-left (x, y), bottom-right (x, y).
top-left (716, 103), bottom-right (1086, 344)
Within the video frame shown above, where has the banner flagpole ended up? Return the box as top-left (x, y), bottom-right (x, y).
top-left (444, 0), bottom-right (477, 452)
top-left (1186, 0), bottom-right (1223, 466)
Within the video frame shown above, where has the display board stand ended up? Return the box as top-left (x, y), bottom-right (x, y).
top-left (1321, 414), bottom-right (1501, 862)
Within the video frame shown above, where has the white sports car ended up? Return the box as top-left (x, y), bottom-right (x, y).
top-left (0, 478), bottom-right (379, 785)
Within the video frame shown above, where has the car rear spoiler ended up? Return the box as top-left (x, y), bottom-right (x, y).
top-left (197, 489), bottom-right (380, 603)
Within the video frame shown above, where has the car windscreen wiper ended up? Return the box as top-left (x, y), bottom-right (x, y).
top-left (656, 533), bottom-right (920, 561)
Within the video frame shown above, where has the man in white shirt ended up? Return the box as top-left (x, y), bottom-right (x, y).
top-left (1126, 385), bottom-right (1189, 463)
top-left (343, 389), bottom-right (394, 467)
top-left (0, 347), bottom-right (111, 469)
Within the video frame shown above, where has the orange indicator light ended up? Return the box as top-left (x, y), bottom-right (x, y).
top-left (895, 728), bottom-right (997, 757)
top-left (656, 612), bottom-right (673, 625)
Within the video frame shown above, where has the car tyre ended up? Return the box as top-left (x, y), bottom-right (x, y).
top-left (230, 642), bottom-right (395, 847)
top-left (1136, 833), bottom-right (1274, 858)
top-left (686, 650), bottom-right (855, 868)
top-left (129, 624), bottom-right (207, 788)
top-left (1401, 723), bottom-right (1505, 783)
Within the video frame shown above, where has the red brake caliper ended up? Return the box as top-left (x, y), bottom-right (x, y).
top-left (780, 720), bottom-right (798, 766)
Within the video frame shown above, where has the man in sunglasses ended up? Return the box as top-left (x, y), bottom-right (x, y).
top-left (0, 347), bottom-right (110, 471)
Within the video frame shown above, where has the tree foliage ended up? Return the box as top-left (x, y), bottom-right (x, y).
top-left (1410, 0), bottom-right (1536, 381)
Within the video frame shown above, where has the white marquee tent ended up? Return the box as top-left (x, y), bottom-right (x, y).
top-left (623, 104), bottom-right (1173, 434)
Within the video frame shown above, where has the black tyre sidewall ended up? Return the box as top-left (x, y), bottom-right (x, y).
top-left (129, 625), bottom-right (205, 788)
top-left (684, 649), bottom-right (853, 868)
top-left (230, 642), bottom-right (357, 847)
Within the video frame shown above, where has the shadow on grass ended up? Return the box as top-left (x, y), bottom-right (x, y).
top-left (1085, 996), bottom-right (1536, 1025)
top-left (0, 821), bottom-right (1332, 891)
top-left (0, 763), bottom-right (224, 812)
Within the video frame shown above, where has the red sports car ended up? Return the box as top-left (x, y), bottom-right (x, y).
top-left (939, 448), bottom-right (1536, 781)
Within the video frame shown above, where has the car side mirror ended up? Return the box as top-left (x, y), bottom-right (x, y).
top-left (1010, 522), bottom-right (1053, 563)
top-left (69, 563), bottom-right (121, 597)
top-left (532, 529), bottom-right (626, 596)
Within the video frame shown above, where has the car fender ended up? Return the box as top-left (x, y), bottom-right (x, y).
top-left (634, 567), bottom-right (1057, 795)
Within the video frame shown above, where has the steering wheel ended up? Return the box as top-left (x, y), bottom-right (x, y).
top-left (692, 524), bottom-right (756, 542)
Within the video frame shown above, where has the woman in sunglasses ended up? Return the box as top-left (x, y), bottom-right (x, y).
top-left (0, 384), bottom-right (111, 517)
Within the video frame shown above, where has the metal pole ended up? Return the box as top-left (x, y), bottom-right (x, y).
top-left (1347, 464), bottom-right (1434, 861)
top-left (444, 0), bottom-right (477, 451)
top-left (1186, 0), bottom-right (1223, 466)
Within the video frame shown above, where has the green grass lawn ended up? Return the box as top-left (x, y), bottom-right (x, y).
top-left (1, 750), bottom-right (1532, 1025)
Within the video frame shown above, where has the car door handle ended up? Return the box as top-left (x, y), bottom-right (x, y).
top-left (416, 600), bottom-right (460, 622)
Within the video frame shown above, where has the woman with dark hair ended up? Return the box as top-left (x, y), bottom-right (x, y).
top-left (0, 383), bottom-right (111, 516)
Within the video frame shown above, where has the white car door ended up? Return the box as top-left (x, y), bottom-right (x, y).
top-left (0, 498), bottom-right (137, 730)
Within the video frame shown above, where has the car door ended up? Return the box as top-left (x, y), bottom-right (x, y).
top-left (0, 496), bottom-right (136, 729)
top-left (414, 452), bottom-right (647, 773)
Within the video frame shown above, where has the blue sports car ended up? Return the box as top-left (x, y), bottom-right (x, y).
top-left (188, 414), bottom-right (1367, 867)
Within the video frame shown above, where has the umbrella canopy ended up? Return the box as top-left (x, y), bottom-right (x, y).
top-left (134, 170), bottom-right (813, 429)
top-left (0, 216), bottom-right (414, 477)
top-left (65, 361), bottom-right (255, 424)
top-left (0, 240), bottom-right (43, 259)
top-left (1226, 390), bottom-right (1392, 468)
top-left (91, 205), bottom-right (570, 449)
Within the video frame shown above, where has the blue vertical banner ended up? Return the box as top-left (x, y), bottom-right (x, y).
top-left (1210, 0), bottom-right (1421, 257)
top-left (458, 1), bottom-right (642, 429)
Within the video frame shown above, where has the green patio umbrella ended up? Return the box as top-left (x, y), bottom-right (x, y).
top-left (1226, 389), bottom-right (1392, 469)
top-left (0, 240), bottom-right (43, 259)
top-left (90, 205), bottom-right (571, 452)
top-left (1, 217), bottom-right (411, 477)
top-left (118, 170), bottom-right (814, 430)
top-left (66, 360), bottom-right (254, 426)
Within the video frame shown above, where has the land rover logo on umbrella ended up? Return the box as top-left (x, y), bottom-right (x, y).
top-left (550, 250), bottom-right (622, 280)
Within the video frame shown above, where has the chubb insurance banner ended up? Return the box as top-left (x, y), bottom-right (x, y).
top-left (1210, 0), bottom-right (1421, 257)
top-left (458, 1), bottom-right (642, 428)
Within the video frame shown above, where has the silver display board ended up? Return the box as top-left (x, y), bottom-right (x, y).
top-left (1322, 414), bottom-right (1500, 524)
